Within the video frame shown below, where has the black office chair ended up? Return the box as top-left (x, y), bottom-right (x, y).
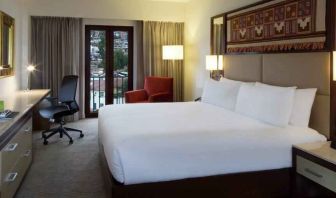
top-left (39, 75), bottom-right (84, 145)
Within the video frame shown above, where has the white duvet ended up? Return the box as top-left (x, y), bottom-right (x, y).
top-left (98, 102), bottom-right (326, 185)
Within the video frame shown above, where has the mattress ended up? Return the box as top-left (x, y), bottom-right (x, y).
top-left (98, 102), bottom-right (326, 185)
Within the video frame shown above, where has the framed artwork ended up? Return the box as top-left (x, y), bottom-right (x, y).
top-left (221, 0), bottom-right (330, 54)
top-left (0, 11), bottom-right (15, 78)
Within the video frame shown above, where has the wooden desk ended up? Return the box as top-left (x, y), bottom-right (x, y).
top-left (0, 89), bottom-right (50, 198)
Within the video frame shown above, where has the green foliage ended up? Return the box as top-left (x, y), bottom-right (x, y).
top-left (97, 32), bottom-right (106, 69)
top-left (90, 31), bottom-right (128, 71)
top-left (114, 49), bottom-right (128, 71)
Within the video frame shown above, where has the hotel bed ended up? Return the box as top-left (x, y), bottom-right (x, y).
top-left (98, 52), bottom-right (331, 198)
top-left (99, 102), bottom-right (326, 185)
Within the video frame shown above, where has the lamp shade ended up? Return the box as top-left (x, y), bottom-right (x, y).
top-left (206, 55), bottom-right (223, 71)
top-left (162, 45), bottom-right (184, 60)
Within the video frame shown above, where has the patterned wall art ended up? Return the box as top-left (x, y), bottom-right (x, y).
top-left (226, 0), bottom-right (327, 53)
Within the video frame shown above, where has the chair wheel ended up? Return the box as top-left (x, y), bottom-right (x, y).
top-left (43, 140), bottom-right (48, 145)
top-left (69, 139), bottom-right (74, 144)
top-left (80, 133), bottom-right (84, 138)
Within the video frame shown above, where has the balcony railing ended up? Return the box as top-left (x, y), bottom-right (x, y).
top-left (90, 72), bottom-right (128, 112)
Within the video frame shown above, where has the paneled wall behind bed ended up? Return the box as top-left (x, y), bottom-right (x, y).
top-left (223, 52), bottom-right (331, 139)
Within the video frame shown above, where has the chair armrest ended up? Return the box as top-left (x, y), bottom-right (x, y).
top-left (44, 97), bottom-right (59, 106)
top-left (148, 92), bottom-right (172, 103)
top-left (125, 90), bottom-right (148, 103)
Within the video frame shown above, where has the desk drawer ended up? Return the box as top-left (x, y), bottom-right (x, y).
top-left (1, 148), bottom-right (32, 198)
top-left (296, 156), bottom-right (336, 192)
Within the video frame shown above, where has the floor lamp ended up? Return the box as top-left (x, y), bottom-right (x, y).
top-left (162, 45), bottom-right (184, 69)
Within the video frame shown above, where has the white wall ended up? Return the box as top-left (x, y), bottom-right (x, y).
top-left (26, 0), bottom-right (186, 22)
top-left (0, 0), bottom-right (29, 96)
top-left (184, 0), bottom-right (259, 101)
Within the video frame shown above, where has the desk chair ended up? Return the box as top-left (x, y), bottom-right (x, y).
top-left (39, 75), bottom-right (84, 145)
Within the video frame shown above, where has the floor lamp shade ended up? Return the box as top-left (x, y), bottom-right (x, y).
top-left (162, 45), bottom-right (184, 60)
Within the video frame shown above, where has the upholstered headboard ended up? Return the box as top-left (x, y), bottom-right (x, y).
top-left (224, 52), bottom-right (330, 138)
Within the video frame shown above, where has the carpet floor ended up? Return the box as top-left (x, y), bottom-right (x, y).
top-left (15, 118), bottom-right (107, 198)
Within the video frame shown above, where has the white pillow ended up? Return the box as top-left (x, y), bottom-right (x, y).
top-left (289, 88), bottom-right (317, 127)
top-left (201, 79), bottom-right (241, 110)
top-left (235, 84), bottom-right (296, 127)
top-left (255, 83), bottom-right (317, 127)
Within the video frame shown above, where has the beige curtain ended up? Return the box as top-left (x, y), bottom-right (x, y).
top-left (143, 21), bottom-right (184, 102)
top-left (30, 16), bottom-right (83, 120)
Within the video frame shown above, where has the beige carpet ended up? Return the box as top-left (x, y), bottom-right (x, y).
top-left (16, 118), bottom-right (106, 198)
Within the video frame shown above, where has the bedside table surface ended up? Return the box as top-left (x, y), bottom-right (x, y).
top-left (294, 141), bottom-right (336, 165)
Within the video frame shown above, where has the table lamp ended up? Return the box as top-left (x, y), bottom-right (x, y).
top-left (206, 55), bottom-right (223, 80)
top-left (27, 65), bottom-right (36, 90)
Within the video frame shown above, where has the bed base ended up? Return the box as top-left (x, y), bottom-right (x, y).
top-left (99, 141), bottom-right (293, 198)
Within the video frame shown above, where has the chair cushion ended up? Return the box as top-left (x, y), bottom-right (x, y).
top-left (39, 104), bottom-right (70, 119)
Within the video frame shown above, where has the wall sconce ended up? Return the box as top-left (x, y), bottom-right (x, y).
top-left (27, 65), bottom-right (36, 90)
top-left (206, 55), bottom-right (223, 80)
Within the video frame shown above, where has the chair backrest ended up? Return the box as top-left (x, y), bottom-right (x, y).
top-left (144, 76), bottom-right (173, 96)
top-left (59, 75), bottom-right (78, 103)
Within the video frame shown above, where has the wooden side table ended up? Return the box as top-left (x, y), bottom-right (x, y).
top-left (292, 142), bottom-right (336, 197)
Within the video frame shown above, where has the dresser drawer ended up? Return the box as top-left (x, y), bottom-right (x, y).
top-left (0, 118), bottom-right (32, 198)
top-left (1, 118), bottom-right (32, 181)
top-left (296, 156), bottom-right (336, 192)
top-left (1, 148), bottom-right (32, 198)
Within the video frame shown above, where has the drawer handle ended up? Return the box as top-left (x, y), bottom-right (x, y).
top-left (23, 150), bottom-right (31, 157)
top-left (4, 143), bottom-right (18, 152)
top-left (5, 172), bottom-right (18, 182)
top-left (304, 168), bottom-right (323, 178)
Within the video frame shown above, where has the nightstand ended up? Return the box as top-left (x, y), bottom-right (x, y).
top-left (292, 142), bottom-right (336, 197)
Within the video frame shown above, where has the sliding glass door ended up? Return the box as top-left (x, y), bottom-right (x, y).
top-left (85, 26), bottom-right (133, 117)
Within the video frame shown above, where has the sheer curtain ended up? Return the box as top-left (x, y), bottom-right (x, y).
top-left (142, 21), bottom-right (184, 102)
top-left (30, 16), bottom-right (83, 120)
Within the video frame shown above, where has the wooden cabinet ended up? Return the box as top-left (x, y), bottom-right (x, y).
top-left (0, 116), bottom-right (32, 198)
top-left (0, 89), bottom-right (50, 198)
top-left (292, 142), bottom-right (336, 197)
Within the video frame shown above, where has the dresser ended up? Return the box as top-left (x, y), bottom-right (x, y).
top-left (0, 89), bottom-right (50, 198)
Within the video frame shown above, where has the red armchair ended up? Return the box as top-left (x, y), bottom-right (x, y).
top-left (125, 77), bottom-right (173, 103)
